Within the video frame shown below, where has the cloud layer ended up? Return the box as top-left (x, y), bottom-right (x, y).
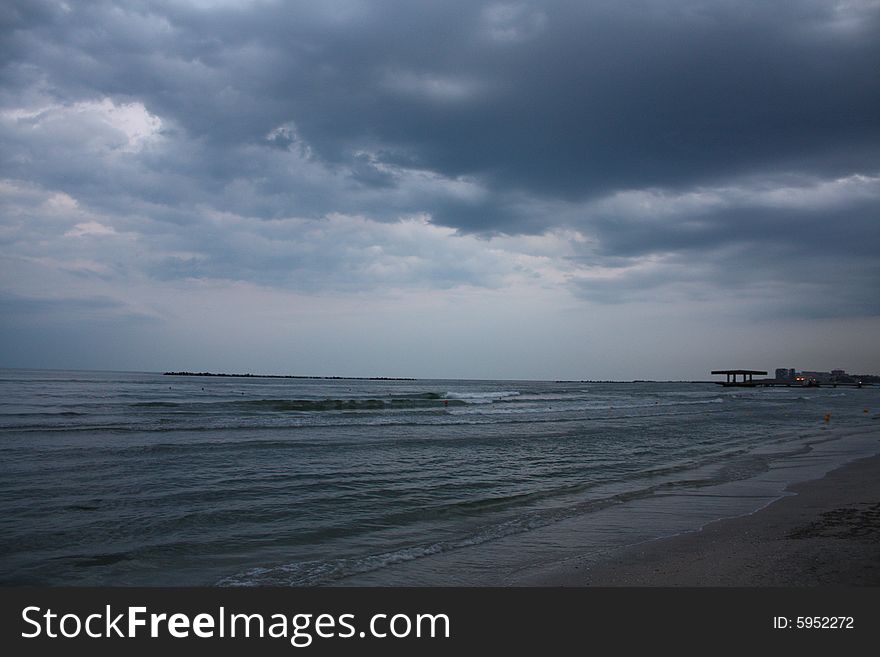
top-left (1, 0), bottom-right (879, 376)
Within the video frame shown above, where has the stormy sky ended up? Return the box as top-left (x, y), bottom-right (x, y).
top-left (1, 0), bottom-right (878, 380)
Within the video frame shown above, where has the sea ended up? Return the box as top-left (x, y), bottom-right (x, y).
top-left (1, 369), bottom-right (878, 586)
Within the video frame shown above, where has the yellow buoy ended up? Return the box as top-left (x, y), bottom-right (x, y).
top-left (824, 413), bottom-right (831, 423)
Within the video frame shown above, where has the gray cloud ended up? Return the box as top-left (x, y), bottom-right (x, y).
top-left (4, 2), bottom-right (878, 216)
top-left (1, 0), bottom-right (879, 375)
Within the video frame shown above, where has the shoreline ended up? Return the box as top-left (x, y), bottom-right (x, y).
top-left (529, 451), bottom-right (880, 586)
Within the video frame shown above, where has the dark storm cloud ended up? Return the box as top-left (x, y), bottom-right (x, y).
top-left (1, 0), bottom-right (879, 320)
top-left (568, 173), bottom-right (880, 315)
top-left (591, 198), bottom-right (880, 260)
top-left (0, 293), bottom-right (120, 316)
top-left (5, 1), bottom-right (879, 214)
top-left (0, 291), bottom-right (159, 326)
top-left (570, 243), bottom-right (880, 319)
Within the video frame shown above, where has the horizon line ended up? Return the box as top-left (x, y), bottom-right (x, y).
top-left (0, 366), bottom-right (714, 384)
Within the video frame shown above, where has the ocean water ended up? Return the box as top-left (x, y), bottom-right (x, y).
top-left (1, 369), bottom-right (878, 586)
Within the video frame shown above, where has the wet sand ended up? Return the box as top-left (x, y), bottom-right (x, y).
top-left (535, 453), bottom-right (880, 586)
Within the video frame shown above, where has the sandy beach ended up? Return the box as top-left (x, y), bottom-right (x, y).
top-left (533, 449), bottom-right (880, 586)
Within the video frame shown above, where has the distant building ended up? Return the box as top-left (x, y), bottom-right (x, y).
top-left (772, 367), bottom-right (876, 386)
top-left (830, 369), bottom-right (857, 383)
top-left (775, 368), bottom-right (796, 381)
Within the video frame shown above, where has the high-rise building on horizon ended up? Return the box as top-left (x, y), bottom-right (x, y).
top-left (775, 368), bottom-right (796, 381)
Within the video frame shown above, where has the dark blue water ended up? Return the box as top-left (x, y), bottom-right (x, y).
top-left (1, 369), bottom-right (878, 585)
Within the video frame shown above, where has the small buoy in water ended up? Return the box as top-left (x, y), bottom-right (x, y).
top-left (824, 413), bottom-right (831, 423)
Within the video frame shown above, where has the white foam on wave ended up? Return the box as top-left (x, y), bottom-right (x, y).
top-left (217, 543), bottom-right (448, 587)
top-left (444, 391), bottom-right (520, 404)
top-left (444, 395), bottom-right (727, 417)
top-left (217, 502), bottom-right (563, 586)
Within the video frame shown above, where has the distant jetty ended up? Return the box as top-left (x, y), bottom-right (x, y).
top-left (164, 371), bottom-right (416, 381)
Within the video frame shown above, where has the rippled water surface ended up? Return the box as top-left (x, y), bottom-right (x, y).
top-left (1, 369), bottom-right (878, 585)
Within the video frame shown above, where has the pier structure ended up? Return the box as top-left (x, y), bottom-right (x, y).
top-left (709, 369), bottom-right (872, 388)
top-left (711, 369), bottom-right (768, 387)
